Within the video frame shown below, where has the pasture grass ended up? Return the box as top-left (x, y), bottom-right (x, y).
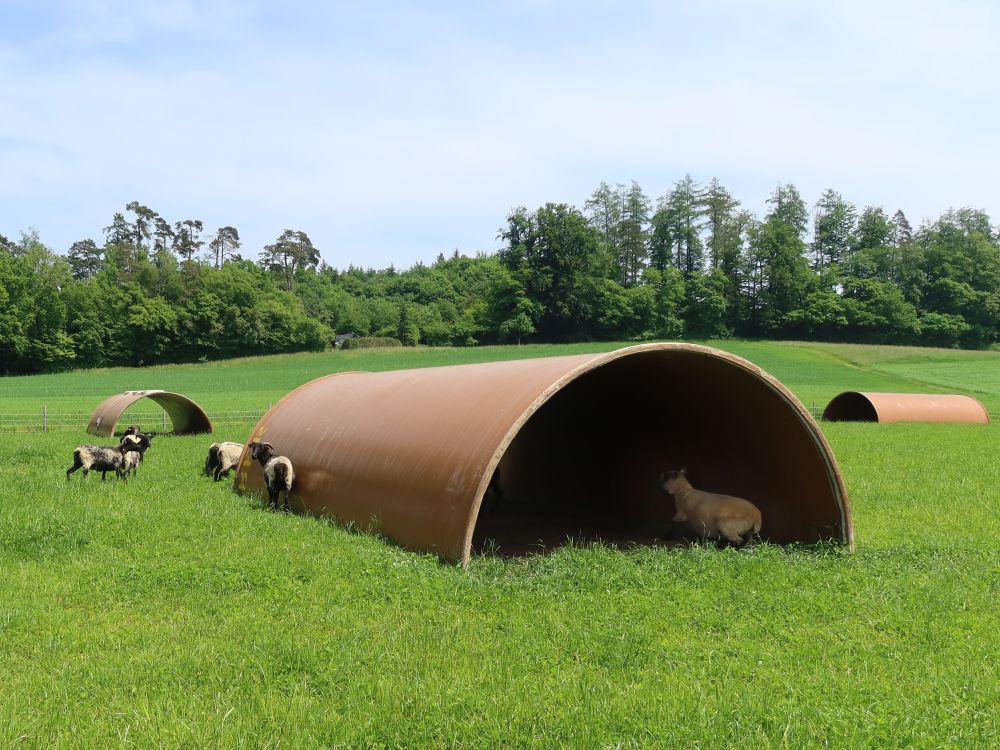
top-left (1, 340), bottom-right (999, 748)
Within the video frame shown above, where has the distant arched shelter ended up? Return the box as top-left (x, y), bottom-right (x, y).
top-left (86, 390), bottom-right (213, 436)
top-left (823, 392), bottom-right (989, 423)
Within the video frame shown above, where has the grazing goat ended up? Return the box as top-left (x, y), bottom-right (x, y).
top-left (204, 441), bottom-right (245, 481)
top-left (67, 444), bottom-right (131, 481)
top-left (249, 441), bottom-right (295, 511)
top-left (658, 468), bottom-right (762, 548)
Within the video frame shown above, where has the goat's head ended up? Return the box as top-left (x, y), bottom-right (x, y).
top-left (658, 468), bottom-right (688, 494)
top-left (250, 441), bottom-right (275, 464)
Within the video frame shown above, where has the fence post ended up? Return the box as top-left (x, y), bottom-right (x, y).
top-left (162, 409), bottom-right (167, 430)
top-left (43, 405), bottom-right (47, 433)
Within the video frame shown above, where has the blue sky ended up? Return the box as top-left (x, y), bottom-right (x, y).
top-left (2, 0), bottom-right (998, 269)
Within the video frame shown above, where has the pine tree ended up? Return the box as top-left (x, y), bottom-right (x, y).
top-left (765, 184), bottom-right (808, 238)
top-left (208, 226), bottom-right (241, 269)
top-left (811, 189), bottom-right (857, 272)
top-left (66, 239), bottom-right (103, 280)
top-left (173, 219), bottom-right (204, 262)
top-left (651, 175), bottom-right (703, 277)
top-left (702, 178), bottom-right (740, 269)
top-left (103, 212), bottom-right (134, 247)
top-left (854, 206), bottom-right (893, 250)
top-left (892, 210), bottom-right (913, 246)
top-left (618, 181), bottom-right (651, 287)
top-left (125, 202), bottom-right (158, 250)
top-left (260, 229), bottom-right (320, 291)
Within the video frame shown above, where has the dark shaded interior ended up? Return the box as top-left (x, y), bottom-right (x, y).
top-left (822, 392), bottom-right (879, 422)
top-left (471, 350), bottom-right (846, 555)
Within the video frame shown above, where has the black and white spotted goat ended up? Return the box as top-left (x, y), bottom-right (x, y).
top-left (204, 441), bottom-right (245, 481)
top-left (66, 442), bottom-right (139, 481)
top-left (248, 441), bottom-right (295, 511)
top-left (120, 426), bottom-right (155, 464)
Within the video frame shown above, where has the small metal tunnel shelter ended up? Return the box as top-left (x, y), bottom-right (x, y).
top-left (86, 390), bottom-right (213, 436)
top-left (823, 392), bottom-right (990, 424)
top-left (235, 344), bottom-right (853, 565)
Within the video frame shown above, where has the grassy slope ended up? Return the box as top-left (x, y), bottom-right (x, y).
top-left (4, 339), bottom-right (995, 416)
top-left (1, 341), bottom-right (998, 748)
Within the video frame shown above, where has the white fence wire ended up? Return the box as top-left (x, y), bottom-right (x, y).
top-left (0, 409), bottom-right (269, 433)
top-left (0, 404), bottom-right (994, 433)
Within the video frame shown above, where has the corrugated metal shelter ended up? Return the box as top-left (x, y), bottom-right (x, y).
top-left (822, 391), bottom-right (989, 424)
top-left (86, 390), bottom-right (213, 436)
top-left (235, 343), bottom-right (852, 565)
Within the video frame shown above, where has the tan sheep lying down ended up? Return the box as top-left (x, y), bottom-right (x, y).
top-left (659, 468), bottom-right (762, 548)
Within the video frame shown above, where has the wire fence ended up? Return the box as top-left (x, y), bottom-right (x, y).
top-left (0, 408), bottom-right (269, 434)
top-left (0, 404), bottom-right (994, 433)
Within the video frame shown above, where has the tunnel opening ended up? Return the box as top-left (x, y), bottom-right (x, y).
top-left (87, 390), bottom-right (213, 437)
top-left (471, 350), bottom-right (847, 556)
top-left (822, 392), bottom-right (880, 422)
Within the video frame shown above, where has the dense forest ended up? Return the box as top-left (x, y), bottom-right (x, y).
top-left (2, 178), bottom-right (999, 374)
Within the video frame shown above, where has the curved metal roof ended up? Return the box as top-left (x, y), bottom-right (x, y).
top-left (823, 391), bottom-right (989, 423)
top-left (86, 390), bottom-right (213, 436)
top-left (235, 343), bottom-right (852, 565)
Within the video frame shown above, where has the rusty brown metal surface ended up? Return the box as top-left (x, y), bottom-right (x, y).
top-left (823, 391), bottom-right (989, 424)
top-left (235, 343), bottom-right (853, 565)
top-left (86, 390), bottom-right (214, 436)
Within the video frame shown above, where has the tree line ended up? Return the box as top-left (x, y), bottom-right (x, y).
top-left (2, 181), bottom-right (998, 375)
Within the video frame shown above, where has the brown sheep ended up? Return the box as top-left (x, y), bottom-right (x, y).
top-left (659, 468), bottom-right (762, 548)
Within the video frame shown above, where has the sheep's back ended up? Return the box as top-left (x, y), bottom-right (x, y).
top-left (264, 456), bottom-right (294, 491)
top-left (217, 443), bottom-right (245, 471)
top-left (77, 445), bottom-right (124, 469)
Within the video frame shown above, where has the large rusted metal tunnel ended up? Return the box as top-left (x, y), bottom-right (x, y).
top-left (823, 391), bottom-right (990, 423)
top-left (86, 390), bottom-right (213, 436)
top-left (235, 343), bottom-right (852, 565)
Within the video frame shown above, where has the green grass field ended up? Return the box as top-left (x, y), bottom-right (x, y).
top-left (1, 341), bottom-right (998, 748)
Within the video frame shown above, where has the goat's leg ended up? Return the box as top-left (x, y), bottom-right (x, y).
top-left (267, 486), bottom-right (278, 510)
top-left (281, 491), bottom-right (290, 512)
top-left (66, 457), bottom-right (82, 479)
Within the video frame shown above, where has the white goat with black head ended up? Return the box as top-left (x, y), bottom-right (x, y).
top-left (249, 441), bottom-right (295, 511)
top-left (204, 442), bottom-right (245, 481)
top-left (120, 428), bottom-right (155, 464)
